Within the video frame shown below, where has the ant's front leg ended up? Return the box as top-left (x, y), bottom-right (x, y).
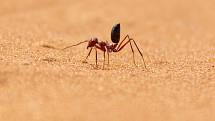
top-left (103, 51), bottom-right (106, 69)
top-left (82, 47), bottom-right (93, 63)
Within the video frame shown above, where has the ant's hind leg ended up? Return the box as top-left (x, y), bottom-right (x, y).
top-left (129, 42), bottom-right (136, 66)
top-left (116, 35), bottom-right (130, 50)
top-left (131, 39), bottom-right (147, 69)
top-left (116, 39), bottom-right (147, 69)
top-left (82, 48), bottom-right (93, 63)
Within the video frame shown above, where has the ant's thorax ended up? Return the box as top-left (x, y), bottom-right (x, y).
top-left (106, 43), bottom-right (118, 52)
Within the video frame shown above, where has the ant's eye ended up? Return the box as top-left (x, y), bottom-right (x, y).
top-left (92, 37), bottom-right (98, 42)
top-left (94, 38), bottom-right (98, 43)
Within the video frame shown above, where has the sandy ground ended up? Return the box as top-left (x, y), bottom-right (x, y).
top-left (0, 0), bottom-right (215, 120)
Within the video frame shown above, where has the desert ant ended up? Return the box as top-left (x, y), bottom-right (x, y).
top-left (45, 23), bottom-right (147, 69)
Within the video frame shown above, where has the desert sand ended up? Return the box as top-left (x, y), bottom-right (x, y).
top-left (0, 0), bottom-right (215, 120)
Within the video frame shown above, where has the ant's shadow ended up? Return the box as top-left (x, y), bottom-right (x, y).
top-left (87, 63), bottom-right (149, 71)
top-left (88, 64), bottom-right (110, 70)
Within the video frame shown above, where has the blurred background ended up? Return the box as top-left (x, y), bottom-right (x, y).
top-left (1, 0), bottom-right (215, 59)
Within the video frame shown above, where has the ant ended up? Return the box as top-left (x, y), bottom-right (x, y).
top-left (47, 23), bottom-right (147, 69)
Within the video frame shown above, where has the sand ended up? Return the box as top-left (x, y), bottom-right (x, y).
top-left (0, 0), bottom-right (215, 120)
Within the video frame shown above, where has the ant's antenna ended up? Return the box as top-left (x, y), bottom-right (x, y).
top-left (62, 40), bottom-right (89, 50)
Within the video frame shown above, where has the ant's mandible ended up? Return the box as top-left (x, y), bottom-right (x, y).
top-left (62, 23), bottom-right (147, 69)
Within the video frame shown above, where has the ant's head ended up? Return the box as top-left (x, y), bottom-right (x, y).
top-left (111, 23), bottom-right (120, 43)
top-left (92, 37), bottom-right (98, 43)
top-left (87, 37), bottom-right (98, 49)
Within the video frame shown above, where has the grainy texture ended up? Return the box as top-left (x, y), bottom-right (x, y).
top-left (0, 0), bottom-right (215, 121)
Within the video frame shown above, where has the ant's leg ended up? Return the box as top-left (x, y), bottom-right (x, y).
top-left (117, 40), bottom-right (136, 65)
top-left (129, 42), bottom-right (136, 65)
top-left (95, 48), bottom-right (98, 66)
top-left (130, 39), bottom-right (147, 69)
top-left (103, 51), bottom-right (106, 69)
top-left (117, 39), bottom-right (147, 69)
top-left (104, 46), bottom-right (110, 65)
top-left (116, 39), bottom-right (131, 52)
top-left (83, 48), bottom-right (93, 63)
top-left (108, 52), bottom-right (110, 65)
top-left (116, 35), bottom-right (129, 50)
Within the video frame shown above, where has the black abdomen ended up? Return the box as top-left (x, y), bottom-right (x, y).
top-left (111, 23), bottom-right (120, 43)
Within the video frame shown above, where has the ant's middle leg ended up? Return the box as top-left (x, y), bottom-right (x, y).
top-left (107, 51), bottom-right (110, 65)
top-left (95, 48), bottom-right (98, 66)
